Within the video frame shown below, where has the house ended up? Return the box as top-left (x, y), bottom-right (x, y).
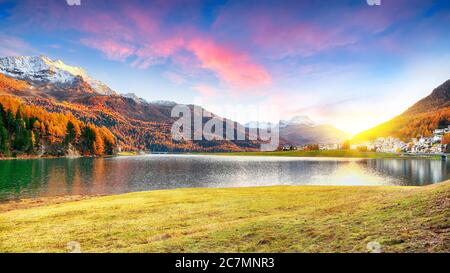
top-left (319, 143), bottom-right (340, 150)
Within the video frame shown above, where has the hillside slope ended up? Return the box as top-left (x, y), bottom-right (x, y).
top-left (0, 56), bottom-right (260, 152)
top-left (0, 95), bottom-right (116, 157)
top-left (354, 79), bottom-right (450, 141)
top-left (280, 124), bottom-right (350, 145)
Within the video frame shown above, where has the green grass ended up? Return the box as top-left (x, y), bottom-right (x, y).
top-left (206, 150), bottom-right (441, 159)
top-left (0, 182), bottom-right (448, 253)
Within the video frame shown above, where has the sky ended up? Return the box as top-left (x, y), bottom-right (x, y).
top-left (0, 0), bottom-right (449, 135)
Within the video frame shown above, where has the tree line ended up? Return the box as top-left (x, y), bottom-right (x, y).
top-left (0, 96), bottom-right (116, 157)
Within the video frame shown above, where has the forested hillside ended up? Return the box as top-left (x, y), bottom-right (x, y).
top-left (0, 56), bottom-right (262, 152)
top-left (353, 80), bottom-right (450, 141)
top-left (0, 96), bottom-right (115, 157)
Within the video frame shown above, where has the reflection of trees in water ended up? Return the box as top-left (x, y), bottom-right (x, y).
top-left (1, 157), bottom-right (449, 200)
top-left (0, 159), bottom-right (44, 200)
top-left (366, 159), bottom-right (449, 186)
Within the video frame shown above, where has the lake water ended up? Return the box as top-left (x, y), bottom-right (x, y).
top-left (0, 154), bottom-right (449, 201)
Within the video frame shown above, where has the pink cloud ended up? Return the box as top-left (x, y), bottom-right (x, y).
top-left (188, 39), bottom-right (271, 88)
top-left (131, 37), bottom-right (185, 69)
top-left (212, 0), bottom-right (427, 59)
top-left (0, 34), bottom-right (37, 56)
top-left (193, 84), bottom-right (218, 97)
top-left (164, 71), bottom-right (186, 85)
top-left (81, 38), bottom-right (135, 61)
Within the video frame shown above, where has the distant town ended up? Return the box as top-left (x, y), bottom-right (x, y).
top-left (283, 125), bottom-right (450, 154)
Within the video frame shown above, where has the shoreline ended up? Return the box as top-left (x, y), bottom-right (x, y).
top-left (200, 150), bottom-right (445, 160)
top-left (0, 154), bottom-right (116, 161)
top-left (0, 150), bottom-right (445, 161)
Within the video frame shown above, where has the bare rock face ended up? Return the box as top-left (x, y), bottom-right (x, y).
top-left (66, 144), bottom-right (82, 157)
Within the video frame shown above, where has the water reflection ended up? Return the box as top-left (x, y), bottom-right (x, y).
top-left (0, 155), bottom-right (448, 201)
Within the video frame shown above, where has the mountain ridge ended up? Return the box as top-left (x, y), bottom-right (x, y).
top-left (353, 79), bottom-right (450, 141)
top-left (246, 115), bottom-right (350, 145)
top-left (0, 56), bottom-right (116, 95)
top-left (0, 55), bottom-right (260, 152)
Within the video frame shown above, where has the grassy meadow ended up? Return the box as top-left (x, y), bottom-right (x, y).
top-left (0, 181), bottom-right (448, 253)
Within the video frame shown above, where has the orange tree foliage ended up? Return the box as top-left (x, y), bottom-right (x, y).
top-left (354, 107), bottom-right (450, 142)
top-left (0, 95), bottom-right (116, 156)
top-left (0, 73), bottom-right (29, 92)
top-left (442, 133), bottom-right (450, 145)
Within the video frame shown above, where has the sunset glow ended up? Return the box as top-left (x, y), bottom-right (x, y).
top-left (0, 0), bottom-right (449, 133)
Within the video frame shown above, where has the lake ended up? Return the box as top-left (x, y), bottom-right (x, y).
top-left (0, 154), bottom-right (449, 201)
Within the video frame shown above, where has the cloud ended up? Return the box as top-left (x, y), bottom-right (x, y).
top-left (193, 84), bottom-right (218, 97)
top-left (0, 33), bottom-right (37, 56)
top-left (81, 38), bottom-right (135, 61)
top-left (212, 0), bottom-right (429, 59)
top-left (188, 38), bottom-right (271, 88)
top-left (131, 37), bottom-right (185, 69)
top-left (164, 71), bottom-right (186, 85)
top-left (6, 0), bottom-right (271, 89)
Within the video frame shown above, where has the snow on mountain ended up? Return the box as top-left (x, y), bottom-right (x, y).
top-left (149, 100), bottom-right (177, 106)
top-left (246, 116), bottom-right (317, 129)
top-left (0, 56), bottom-right (116, 95)
top-left (280, 115), bottom-right (317, 128)
top-left (122, 93), bottom-right (148, 104)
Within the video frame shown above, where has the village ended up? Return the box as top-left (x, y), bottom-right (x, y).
top-left (283, 125), bottom-right (450, 154)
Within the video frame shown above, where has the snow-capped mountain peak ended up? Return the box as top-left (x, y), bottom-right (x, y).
top-left (0, 55), bottom-right (116, 95)
top-left (42, 56), bottom-right (89, 79)
top-left (150, 100), bottom-right (177, 106)
top-left (122, 93), bottom-right (148, 104)
top-left (280, 115), bottom-right (317, 127)
top-left (246, 116), bottom-right (318, 129)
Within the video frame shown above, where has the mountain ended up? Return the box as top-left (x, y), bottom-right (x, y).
top-left (279, 119), bottom-right (350, 145)
top-left (404, 79), bottom-right (450, 115)
top-left (0, 95), bottom-right (116, 157)
top-left (246, 115), bottom-right (350, 145)
top-left (0, 56), bottom-right (116, 95)
top-left (0, 55), bottom-right (260, 152)
top-left (353, 79), bottom-right (450, 142)
top-left (280, 115), bottom-right (317, 128)
top-left (122, 93), bottom-right (147, 104)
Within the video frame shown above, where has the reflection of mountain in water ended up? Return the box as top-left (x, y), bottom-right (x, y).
top-left (0, 156), bottom-right (448, 201)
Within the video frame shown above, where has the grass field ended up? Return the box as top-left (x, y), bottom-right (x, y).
top-left (0, 181), bottom-right (448, 253)
top-left (207, 150), bottom-right (441, 159)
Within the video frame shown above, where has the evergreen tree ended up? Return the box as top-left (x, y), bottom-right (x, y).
top-left (5, 109), bottom-right (14, 132)
top-left (64, 121), bottom-right (76, 146)
top-left (0, 103), bottom-right (5, 124)
top-left (0, 126), bottom-right (8, 155)
top-left (12, 109), bottom-right (32, 152)
top-left (81, 126), bottom-right (96, 154)
top-left (0, 103), bottom-right (9, 155)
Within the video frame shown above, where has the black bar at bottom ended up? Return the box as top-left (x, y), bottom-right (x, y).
top-left (0, 253), bottom-right (446, 272)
